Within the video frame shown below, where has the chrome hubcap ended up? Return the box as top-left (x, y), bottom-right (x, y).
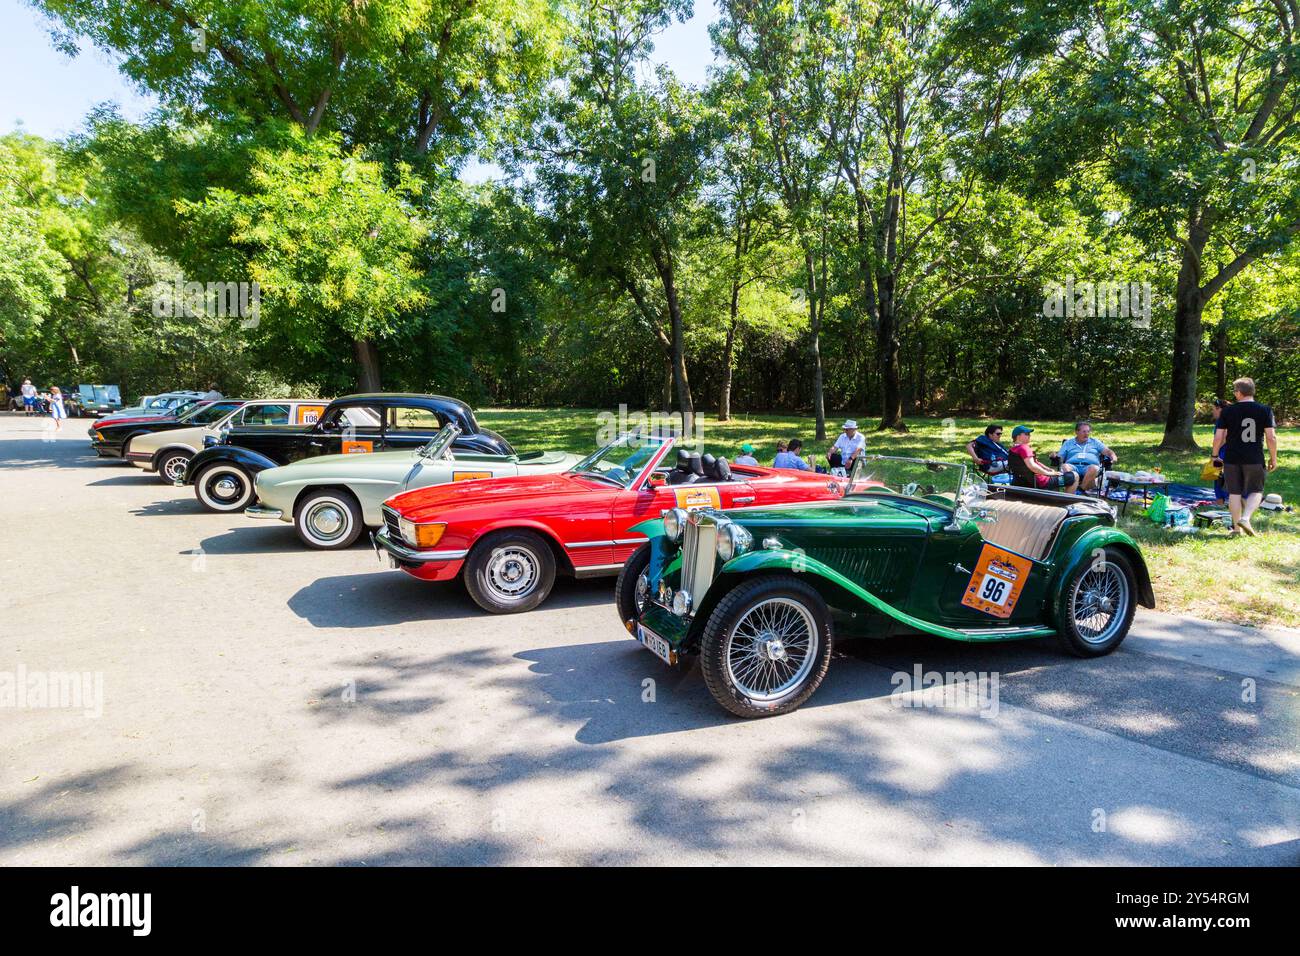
top-left (635, 572), bottom-right (650, 613)
top-left (164, 457), bottom-right (188, 481)
top-left (213, 477), bottom-right (240, 499)
top-left (307, 503), bottom-right (345, 538)
top-left (486, 547), bottom-right (538, 598)
top-left (726, 597), bottom-right (817, 702)
top-left (1071, 565), bottom-right (1129, 644)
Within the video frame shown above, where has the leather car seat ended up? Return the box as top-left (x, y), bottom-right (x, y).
top-left (669, 450), bottom-right (703, 484)
top-left (712, 456), bottom-right (733, 482)
top-left (977, 498), bottom-right (1069, 561)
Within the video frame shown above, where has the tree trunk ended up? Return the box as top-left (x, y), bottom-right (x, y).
top-left (877, 277), bottom-right (905, 430)
top-left (1160, 216), bottom-right (1210, 450)
top-left (1214, 322), bottom-right (1228, 400)
top-left (652, 247), bottom-right (694, 433)
top-left (805, 252), bottom-right (826, 442)
top-left (719, 312), bottom-right (738, 423)
top-left (353, 338), bottom-right (382, 392)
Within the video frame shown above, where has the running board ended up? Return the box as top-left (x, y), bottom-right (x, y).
top-left (950, 624), bottom-right (1056, 641)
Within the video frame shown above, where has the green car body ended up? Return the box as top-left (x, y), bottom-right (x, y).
top-left (620, 455), bottom-right (1155, 718)
top-left (247, 424), bottom-right (582, 550)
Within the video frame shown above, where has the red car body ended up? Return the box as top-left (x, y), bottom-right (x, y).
top-left (375, 435), bottom-right (845, 607)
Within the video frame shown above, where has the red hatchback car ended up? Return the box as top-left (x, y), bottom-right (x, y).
top-left (373, 433), bottom-right (847, 613)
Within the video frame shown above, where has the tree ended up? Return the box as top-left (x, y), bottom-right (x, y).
top-left (178, 131), bottom-right (429, 390)
top-left (971, 0), bottom-right (1300, 448)
top-left (525, 0), bottom-right (715, 429)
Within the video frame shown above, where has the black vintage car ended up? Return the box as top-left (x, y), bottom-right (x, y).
top-left (89, 400), bottom-right (246, 460)
top-left (180, 393), bottom-right (515, 512)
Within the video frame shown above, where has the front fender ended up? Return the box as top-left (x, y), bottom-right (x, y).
top-left (183, 445), bottom-right (279, 485)
top-left (1049, 527), bottom-right (1156, 616)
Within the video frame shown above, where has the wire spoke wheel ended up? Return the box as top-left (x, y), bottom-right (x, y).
top-left (724, 597), bottom-right (818, 703)
top-left (1070, 563), bottom-right (1130, 645)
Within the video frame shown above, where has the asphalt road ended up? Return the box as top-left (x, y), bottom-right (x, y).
top-left (2, 414), bottom-right (1298, 865)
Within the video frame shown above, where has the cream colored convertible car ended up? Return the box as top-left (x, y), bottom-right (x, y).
top-left (246, 424), bottom-right (582, 549)
top-left (127, 399), bottom-right (326, 484)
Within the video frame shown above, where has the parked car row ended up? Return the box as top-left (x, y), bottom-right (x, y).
top-left (88, 391), bottom-right (1154, 718)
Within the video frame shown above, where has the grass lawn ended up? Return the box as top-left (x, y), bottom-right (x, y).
top-left (479, 407), bottom-right (1300, 631)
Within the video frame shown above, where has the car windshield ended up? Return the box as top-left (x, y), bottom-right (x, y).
top-left (846, 455), bottom-right (969, 507)
top-left (569, 435), bottom-right (666, 488)
top-left (182, 402), bottom-right (241, 425)
top-left (419, 423), bottom-right (460, 460)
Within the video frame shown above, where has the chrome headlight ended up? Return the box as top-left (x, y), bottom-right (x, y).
top-left (662, 507), bottom-right (689, 543)
top-left (716, 521), bottom-right (752, 562)
top-left (398, 516), bottom-right (417, 545)
top-left (671, 589), bottom-right (692, 616)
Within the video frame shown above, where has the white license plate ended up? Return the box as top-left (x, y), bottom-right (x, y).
top-left (636, 624), bottom-right (677, 666)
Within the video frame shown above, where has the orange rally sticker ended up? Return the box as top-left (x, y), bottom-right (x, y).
top-left (961, 543), bottom-right (1033, 619)
top-left (452, 471), bottom-right (493, 482)
top-left (297, 404), bottom-right (326, 425)
top-left (674, 486), bottom-right (722, 511)
top-left (341, 440), bottom-right (374, 455)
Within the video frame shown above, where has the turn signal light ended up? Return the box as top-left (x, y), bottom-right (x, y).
top-left (412, 522), bottom-right (446, 549)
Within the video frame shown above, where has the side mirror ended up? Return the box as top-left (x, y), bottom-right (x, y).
top-left (646, 471), bottom-right (668, 489)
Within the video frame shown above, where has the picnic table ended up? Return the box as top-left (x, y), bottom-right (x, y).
top-left (1103, 473), bottom-right (1171, 516)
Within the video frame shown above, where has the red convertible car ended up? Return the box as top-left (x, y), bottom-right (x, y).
top-left (373, 433), bottom-right (847, 613)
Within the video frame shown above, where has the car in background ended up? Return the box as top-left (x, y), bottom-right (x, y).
top-left (100, 390), bottom-right (206, 421)
top-left (373, 432), bottom-right (849, 614)
top-left (622, 455), bottom-right (1155, 718)
top-left (246, 423), bottom-right (583, 550)
top-left (89, 399), bottom-right (245, 461)
top-left (126, 398), bottom-right (327, 484)
top-left (76, 384), bottom-right (123, 417)
top-left (180, 393), bottom-right (516, 513)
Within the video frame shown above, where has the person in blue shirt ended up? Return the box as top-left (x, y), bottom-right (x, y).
top-left (734, 443), bottom-right (759, 466)
top-left (1057, 420), bottom-right (1117, 492)
top-left (965, 424), bottom-right (1011, 483)
top-left (773, 438), bottom-right (813, 471)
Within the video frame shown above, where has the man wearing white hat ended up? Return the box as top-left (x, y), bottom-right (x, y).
top-left (827, 420), bottom-right (866, 476)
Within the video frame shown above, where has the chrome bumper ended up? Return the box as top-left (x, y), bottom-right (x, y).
top-left (371, 528), bottom-right (468, 563)
top-left (245, 504), bottom-right (284, 520)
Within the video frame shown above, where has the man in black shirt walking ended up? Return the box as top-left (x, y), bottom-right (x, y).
top-left (1211, 377), bottom-right (1279, 536)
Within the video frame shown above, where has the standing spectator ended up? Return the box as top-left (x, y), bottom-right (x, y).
top-left (773, 439), bottom-right (813, 471)
top-left (47, 386), bottom-right (67, 431)
top-left (734, 443), bottom-right (758, 466)
top-left (1212, 377), bottom-right (1278, 537)
top-left (1008, 426), bottom-right (1079, 492)
top-left (966, 424), bottom-right (1010, 481)
top-left (826, 419), bottom-right (866, 475)
top-left (1057, 420), bottom-right (1117, 492)
top-left (20, 378), bottom-right (37, 416)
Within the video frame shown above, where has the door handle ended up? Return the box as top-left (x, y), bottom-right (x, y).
top-left (953, 562), bottom-right (971, 575)
top-left (734, 496), bottom-right (755, 504)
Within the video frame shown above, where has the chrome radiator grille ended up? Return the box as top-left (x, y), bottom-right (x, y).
top-left (680, 516), bottom-right (718, 610)
top-left (382, 507), bottom-right (404, 543)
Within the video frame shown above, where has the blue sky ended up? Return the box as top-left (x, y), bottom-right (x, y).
top-left (0, 0), bottom-right (719, 142)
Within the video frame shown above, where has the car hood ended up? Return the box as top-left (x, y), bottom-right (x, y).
top-left (385, 470), bottom-right (598, 521)
top-left (722, 495), bottom-right (943, 530)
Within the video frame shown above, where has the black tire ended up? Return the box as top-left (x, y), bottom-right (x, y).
top-left (1055, 547), bottom-right (1137, 657)
top-left (155, 450), bottom-right (191, 485)
top-left (614, 543), bottom-right (653, 627)
top-left (193, 463), bottom-right (254, 513)
top-left (699, 574), bottom-right (833, 718)
top-left (294, 488), bottom-right (364, 550)
top-left (463, 529), bottom-right (557, 614)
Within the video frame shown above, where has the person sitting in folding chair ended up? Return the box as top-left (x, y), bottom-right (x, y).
top-left (965, 424), bottom-right (1012, 485)
top-left (1055, 420), bottom-right (1116, 493)
top-left (1008, 425), bottom-right (1079, 492)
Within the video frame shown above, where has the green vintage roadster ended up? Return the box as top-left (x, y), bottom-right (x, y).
top-left (617, 455), bottom-right (1155, 717)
